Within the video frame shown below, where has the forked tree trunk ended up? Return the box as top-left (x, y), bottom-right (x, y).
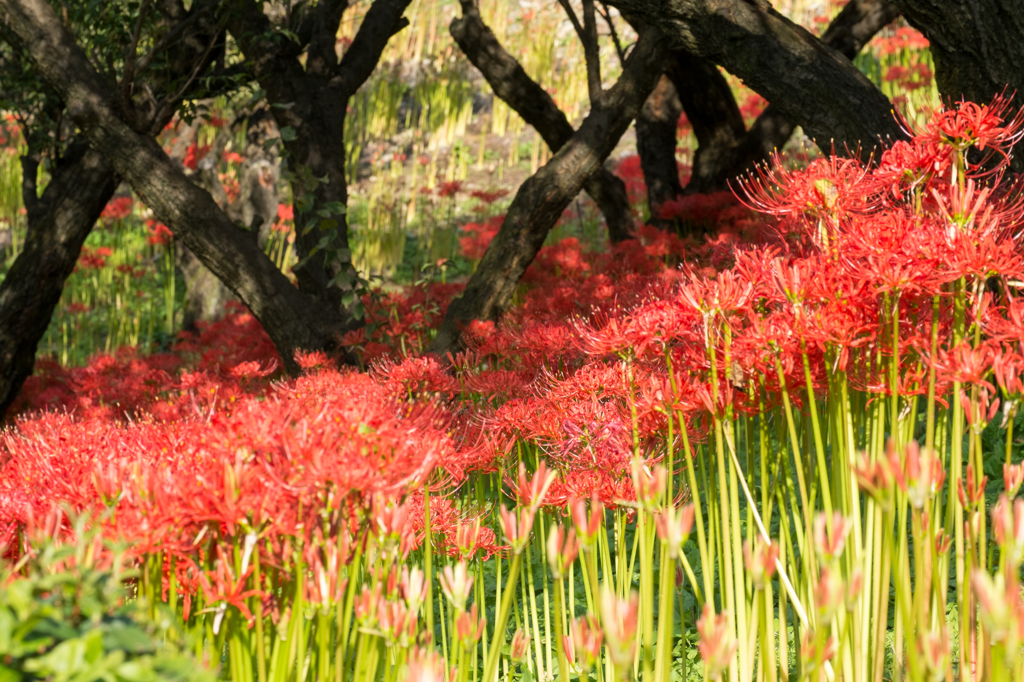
top-left (0, 144), bottom-right (116, 416)
top-left (450, 0), bottom-right (636, 242)
top-left (0, 0), bottom-right (238, 415)
top-left (428, 25), bottom-right (667, 356)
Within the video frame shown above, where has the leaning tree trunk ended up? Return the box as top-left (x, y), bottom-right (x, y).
top-left (605, 0), bottom-right (907, 161)
top-left (895, 0), bottom-right (1024, 172)
top-left (0, 144), bottom-right (116, 417)
top-left (678, 0), bottom-right (901, 193)
top-left (0, 0), bottom-right (353, 374)
top-left (428, 25), bottom-right (667, 356)
top-left (0, 0), bottom-right (242, 415)
top-left (451, 0), bottom-right (636, 242)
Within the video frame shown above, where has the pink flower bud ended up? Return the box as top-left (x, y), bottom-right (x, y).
top-left (546, 524), bottom-right (579, 579)
top-left (813, 512), bottom-right (854, 562)
top-left (742, 538), bottom-right (779, 589)
top-left (600, 588), bottom-right (639, 668)
top-left (510, 628), bottom-right (531, 661)
top-left (696, 604), bottom-right (737, 681)
top-left (439, 562), bottom-right (473, 612)
top-left (655, 504), bottom-right (695, 559)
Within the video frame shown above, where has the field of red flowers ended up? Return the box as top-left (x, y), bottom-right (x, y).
top-left (5, 97), bottom-right (1024, 682)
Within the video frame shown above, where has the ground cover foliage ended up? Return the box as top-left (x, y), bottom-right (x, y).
top-left (2, 93), bottom-right (1024, 682)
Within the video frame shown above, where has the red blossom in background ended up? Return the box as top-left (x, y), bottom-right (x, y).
top-left (100, 197), bottom-right (134, 223)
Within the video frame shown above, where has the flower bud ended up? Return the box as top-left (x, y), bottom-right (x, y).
top-left (654, 504), bottom-right (695, 559)
top-left (546, 524), bottom-right (579, 580)
top-left (439, 562), bottom-right (473, 612)
top-left (696, 604), bottom-right (737, 681)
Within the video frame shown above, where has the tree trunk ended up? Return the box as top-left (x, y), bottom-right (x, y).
top-left (0, 0), bottom-right (352, 374)
top-left (605, 0), bottom-right (907, 160)
top-left (671, 0), bottom-right (901, 193)
top-left (227, 0), bottom-right (412, 318)
top-left (895, 0), bottom-right (1024, 171)
top-left (0, 144), bottom-right (116, 417)
top-left (0, 0), bottom-right (244, 415)
top-left (635, 74), bottom-right (683, 227)
top-left (428, 25), bottom-right (667, 356)
top-left (450, 0), bottom-right (635, 241)
top-left (666, 49), bottom-right (746, 195)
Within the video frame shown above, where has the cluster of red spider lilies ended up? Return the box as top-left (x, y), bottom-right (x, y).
top-left (4, 96), bottom-right (1024, 682)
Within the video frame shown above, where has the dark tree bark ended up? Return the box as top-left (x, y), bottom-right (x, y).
top-left (894, 0), bottom-right (1024, 171)
top-left (428, 25), bottom-right (667, 356)
top-left (604, 0), bottom-right (907, 161)
top-left (666, 0), bottom-right (900, 194)
top-left (634, 74), bottom-right (683, 227)
top-left (227, 0), bottom-right (412, 317)
top-left (0, 0), bottom-right (241, 415)
top-left (0, 0), bottom-right (353, 374)
top-left (0, 144), bottom-right (116, 416)
top-left (450, 0), bottom-right (635, 242)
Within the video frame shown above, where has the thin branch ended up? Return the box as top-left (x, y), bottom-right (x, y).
top-left (149, 17), bottom-right (225, 129)
top-left (581, 0), bottom-right (602, 106)
top-left (120, 0), bottom-right (153, 102)
top-left (133, 2), bottom-right (214, 77)
top-left (555, 0), bottom-right (586, 45)
top-left (333, 0), bottom-right (412, 99)
top-left (598, 1), bottom-right (626, 64)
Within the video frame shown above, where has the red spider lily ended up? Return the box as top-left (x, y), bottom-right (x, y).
top-left (455, 603), bottom-right (486, 644)
top-left (569, 614), bottom-right (603, 673)
top-left (405, 647), bottom-right (449, 682)
top-left (1005, 462), bottom-right (1024, 498)
top-left (183, 142), bottom-right (212, 171)
top-left (197, 551), bottom-right (263, 630)
top-left (799, 630), bottom-right (838, 674)
top-left (915, 95), bottom-right (1024, 170)
top-left (437, 181), bottom-right (463, 198)
top-left (991, 495), bottom-right (1024, 565)
top-left (498, 504), bottom-right (535, 554)
top-left (146, 220), bottom-right (174, 246)
top-left (510, 628), bottom-right (531, 661)
top-left (813, 511), bottom-right (854, 561)
top-left (101, 197), bottom-right (134, 222)
top-left (509, 460), bottom-right (555, 509)
top-left (470, 189), bottom-right (507, 204)
top-left (570, 494), bottom-right (605, 546)
top-left (957, 463), bottom-right (987, 511)
top-left (972, 569), bottom-right (1024, 646)
top-left (653, 503), bottom-right (694, 559)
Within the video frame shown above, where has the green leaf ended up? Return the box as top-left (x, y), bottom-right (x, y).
top-left (279, 126), bottom-right (297, 142)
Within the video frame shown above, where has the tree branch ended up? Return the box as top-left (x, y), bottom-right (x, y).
top-left (333, 0), bottom-right (411, 98)
top-left (675, 0), bottom-right (900, 193)
top-left (450, 0), bottom-right (635, 241)
top-left (604, 0), bottom-right (906, 156)
top-left (581, 0), bottom-right (603, 106)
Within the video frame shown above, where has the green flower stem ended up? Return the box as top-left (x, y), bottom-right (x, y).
top-left (482, 552), bottom-right (523, 682)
